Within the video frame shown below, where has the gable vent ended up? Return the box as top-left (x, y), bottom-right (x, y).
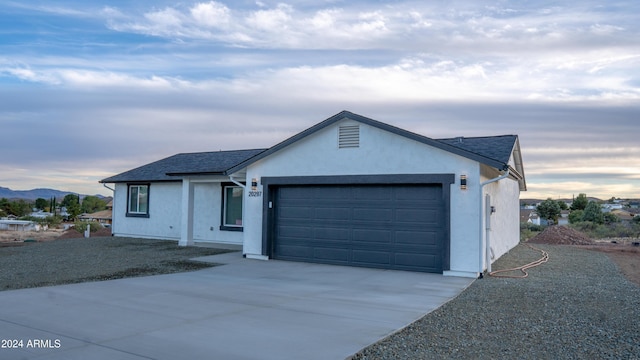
top-left (339, 125), bottom-right (360, 148)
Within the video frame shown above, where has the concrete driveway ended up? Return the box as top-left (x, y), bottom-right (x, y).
top-left (0, 252), bottom-right (473, 360)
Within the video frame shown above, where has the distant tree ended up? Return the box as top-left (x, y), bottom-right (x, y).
top-left (50, 197), bottom-right (57, 214)
top-left (0, 198), bottom-right (9, 216)
top-left (582, 201), bottom-right (604, 224)
top-left (80, 196), bottom-right (107, 214)
top-left (35, 198), bottom-right (48, 211)
top-left (603, 212), bottom-right (619, 224)
top-left (569, 210), bottom-right (584, 224)
top-left (557, 201), bottom-right (569, 210)
top-left (10, 199), bottom-right (32, 217)
top-left (61, 194), bottom-right (81, 220)
top-left (536, 198), bottom-right (562, 223)
top-left (570, 193), bottom-right (589, 211)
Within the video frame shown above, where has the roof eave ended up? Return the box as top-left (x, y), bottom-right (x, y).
top-left (165, 171), bottom-right (226, 177)
top-left (99, 179), bottom-right (182, 184)
top-left (510, 136), bottom-right (527, 191)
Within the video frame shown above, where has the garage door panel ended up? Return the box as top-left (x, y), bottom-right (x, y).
top-left (315, 207), bottom-right (350, 220)
top-left (314, 227), bottom-right (350, 241)
top-left (353, 186), bottom-right (392, 200)
top-left (278, 206), bottom-right (313, 220)
top-left (314, 247), bottom-right (350, 262)
top-left (276, 244), bottom-right (313, 259)
top-left (394, 253), bottom-right (442, 269)
top-left (279, 187), bottom-right (313, 200)
top-left (395, 186), bottom-right (440, 200)
top-left (353, 208), bottom-right (393, 222)
top-left (395, 230), bottom-right (435, 245)
top-left (396, 230), bottom-right (440, 246)
top-left (352, 229), bottom-right (392, 243)
top-left (273, 184), bottom-right (446, 273)
top-left (396, 208), bottom-right (440, 223)
top-left (278, 225), bottom-right (313, 239)
top-left (352, 250), bottom-right (391, 266)
top-left (313, 186), bottom-right (352, 199)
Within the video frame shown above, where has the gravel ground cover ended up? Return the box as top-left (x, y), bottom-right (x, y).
top-left (352, 244), bottom-right (640, 360)
top-left (0, 237), bottom-right (233, 291)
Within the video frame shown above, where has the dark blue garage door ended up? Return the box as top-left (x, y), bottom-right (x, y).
top-left (272, 184), bottom-right (446, 273)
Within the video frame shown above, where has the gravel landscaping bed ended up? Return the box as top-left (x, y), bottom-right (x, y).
top-left (352, 244), bottom-right (640, 360)
top-left (0, 237), bottom-right (233, 291)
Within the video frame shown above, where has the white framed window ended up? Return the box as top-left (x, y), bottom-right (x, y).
top-left (222, 185), bottom-right (243, 230)
top-left (127, 184), bottom-right (149, 217)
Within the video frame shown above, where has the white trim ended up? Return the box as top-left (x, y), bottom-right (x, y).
top-left (179, 178), bottom-right (195, 246)
top-left (443, 270), bottom-right (479, 278)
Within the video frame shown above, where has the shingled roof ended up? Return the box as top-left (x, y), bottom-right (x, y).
top-left (100, 149), bottom-right (266, 183)
top-left (438, 134), bottom-right (526, 190)
top-left (437, 135), bottom-right (517, 167)
top-left (101, 111), bottom-right (525, 191)
top-left (227, 111), bottom-right (522, 176)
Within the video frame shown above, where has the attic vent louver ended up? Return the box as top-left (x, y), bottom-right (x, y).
top-left (339, 125), bottom-right (360, 148)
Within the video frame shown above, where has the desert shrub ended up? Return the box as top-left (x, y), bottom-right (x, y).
top-left (568, 210), bottom-right (584, 224)
top-left (527, 223), bottom-right (544, 232)
top-left (520, 222), bottom-right (544, 241)
top-left (18, 215), bottom-right (62, 227)
top-left (603, 212), bottom-right (619, 224)
top-left (570, 221), bottom-right (640, 239)
top-left (73, 220), bottom-right (102, 233)
top-left (42, 215), bottom-right (62, 227)
top-left (571, 221), bottom-right (598, 232)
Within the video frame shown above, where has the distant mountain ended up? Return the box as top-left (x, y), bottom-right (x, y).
top-left (0, 186), bottom-right (106, 201)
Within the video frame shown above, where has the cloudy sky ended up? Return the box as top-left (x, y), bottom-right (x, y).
top-left (1, 0), bottom-right (638, 200)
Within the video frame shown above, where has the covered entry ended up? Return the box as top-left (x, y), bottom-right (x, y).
top-left (262, 175), bottom-right (454, 273)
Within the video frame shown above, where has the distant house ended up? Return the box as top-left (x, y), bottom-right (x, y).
top-left (602, 203), bottom-right (623, 213)
top-left (557, 210), bottom-right (570, 225)
top-left (58, 207), bottom-right (70, 219)
top-left (79, 201), bottom-right (113, 226)
top-left (520, 209), bottom-right (541, 225)
top-left (29, 210), bottom-right (54, 219)
top-left (101, 111), bottom-right (527, 277)
top-left (611, 209), bottom-right (635, 222)
top-left (0, 219), bottom-right (35, 231)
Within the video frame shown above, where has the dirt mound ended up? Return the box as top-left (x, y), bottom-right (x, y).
top-left (528, 225), bottom-right (594, 245)
top-left (57, 227), bottom-right (113, 239)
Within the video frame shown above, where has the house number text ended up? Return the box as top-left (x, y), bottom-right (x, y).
top-left (249, 191), bottom-right (262, 197)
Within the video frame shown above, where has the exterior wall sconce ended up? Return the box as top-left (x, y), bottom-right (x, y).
top-left (251, 178), bottom-right (258, 191)
top-left (460, 175), bottom-right (467, 190)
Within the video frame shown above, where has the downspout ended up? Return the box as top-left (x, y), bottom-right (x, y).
top-left (228, 176), bottom-right (246, 189)
top-left (478, 168), bottom-right (510, 278)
